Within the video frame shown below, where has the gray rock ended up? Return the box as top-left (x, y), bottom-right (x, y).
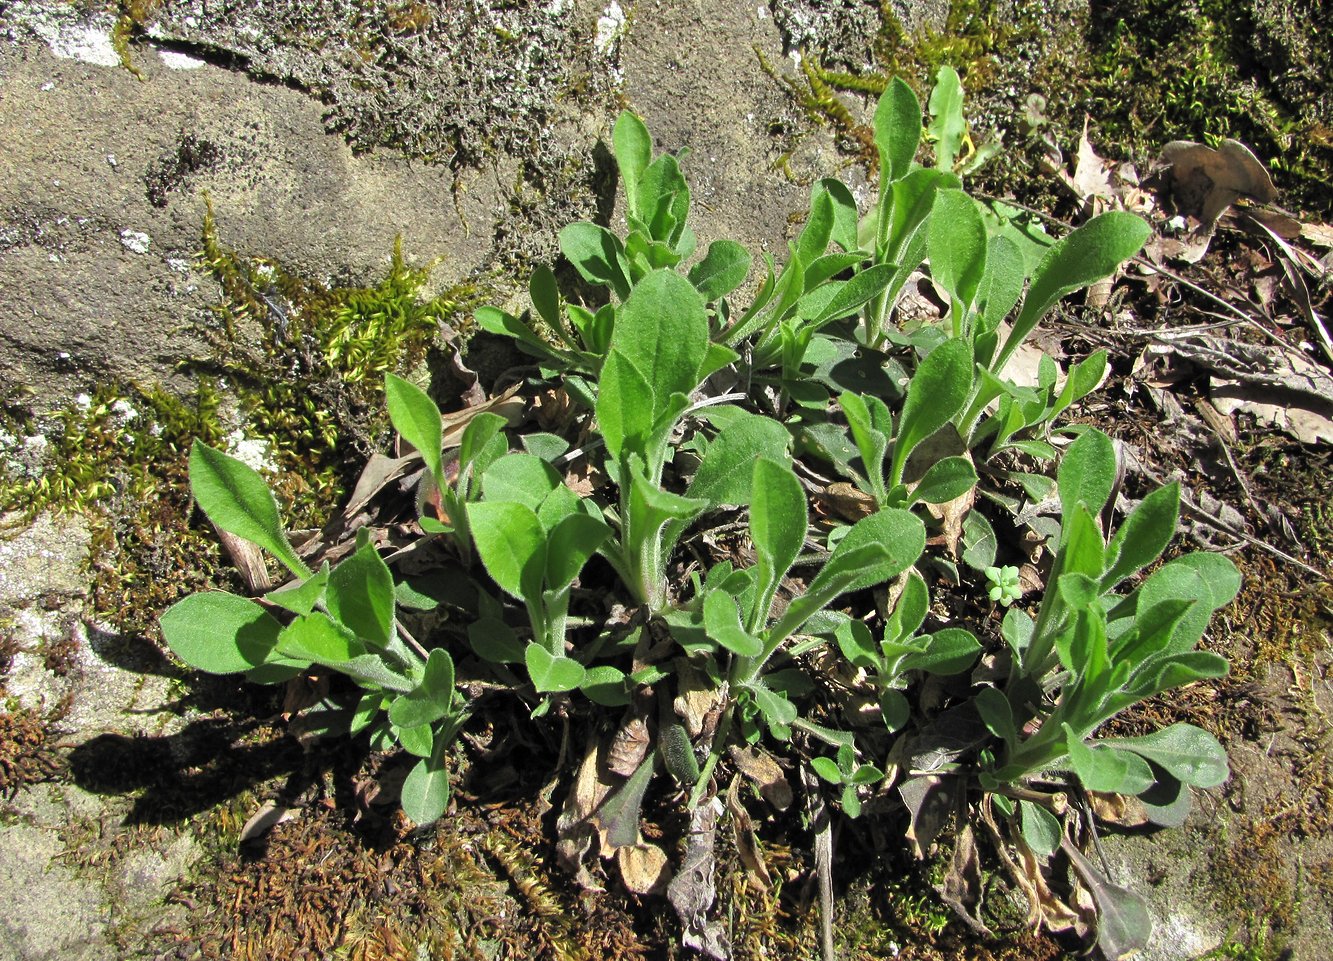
top-left (0, 821), bottom-right (110, 961)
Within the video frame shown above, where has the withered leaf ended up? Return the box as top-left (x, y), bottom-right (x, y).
top-left (590, 754), bottom-right (656, 852)
top-left (727, 745), bottom-right (793, 811)
top-left (555, 736), bottom-right (610, 890)
top-left (617, 843), bottom-right (672, 896)
top-left (1062, 839), bottom-right (1153, 961)
top-left (607, 710), bottom-right (652, 778)
top-left (726, 776), bottom-right (772, 892)
top-left (898, 774), bottom-right (958, 858)
top-left (1159, 138), bottom-right (1277, 226)
top-left (238, 799), bottom-right (298, 845)
top-left (667, 797), bottom-right (729, 960)
top-left (937, 822), bottom-right (992, 936)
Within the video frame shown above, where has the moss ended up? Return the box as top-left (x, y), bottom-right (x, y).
top-left (764, 0), bottom-right (1333, 216)
top-left (1206, 817), bottom-right (1302, 935)
top-left (0, 706), bottom-right (63, 797)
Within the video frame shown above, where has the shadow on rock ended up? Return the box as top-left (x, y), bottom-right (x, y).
top-left (67, 716), bottom-right (305, 825)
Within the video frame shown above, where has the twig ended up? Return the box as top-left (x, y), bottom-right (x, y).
top-left (800, 765), bottom-right (837, 961)
top-left (1134, 460), bottom-right (1328, 579)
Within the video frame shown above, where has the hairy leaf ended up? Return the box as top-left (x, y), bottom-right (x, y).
top-left (189, 440), bottom-right (309, 578)
top-left (160, 591), bottom-right (281, 674)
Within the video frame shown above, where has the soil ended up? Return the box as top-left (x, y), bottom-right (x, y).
top-left (1, 3), bottom-right (1331, 961)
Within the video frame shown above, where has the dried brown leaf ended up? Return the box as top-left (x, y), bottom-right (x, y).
top-left (607, 710), bottom-right (652, 778)
top-left (215, 527), bottom-right (271, 593)
top-left (727, 745), bottom-right (793, 811)
top-left (1159, 138), bottom-right (1277, 226)
top-left (726, 776), bottom-right (772, 892)
top-left (938, 823), bottom-right (992, 936)
top-left (617, 843), bottom-right (672, 896)
top-left (555, 737), bottom-right (611, 890)
top-left (673, 659), bottom-right (720, 738)
top-left (898, 774), bottom-right (956, 859)
top-left (1086, 790), bottom-right (1151, 829)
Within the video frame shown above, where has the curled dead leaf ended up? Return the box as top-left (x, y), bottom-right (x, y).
top-left (728, 745), bottom-right (793, 811)
top-left (726, 776), bottom-right (772, 892)
top-left (1159, 139), bottom-right (1277, 226)
top-left (617, 843), bottom-right (672, 896)
top-left (607, 710), bottom-right (652, 778)
top-left (1086, 790), bottom-right (1151, 829)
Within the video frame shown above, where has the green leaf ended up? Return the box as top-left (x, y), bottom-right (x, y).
top-left (811, 755), bottom-right (844, 785)
top-left (459, 412), bottom-right (508, 479)
top-left (1058, 428), bottom-right (1117, 521)
top-left (545, 512), bottom-right (612, 591)
top-left (1065, 726), bottom-right (1156, 795)
top-left (596, 350), bottom-right (654, 463)
top-left (874, 78), bottom-right (921, 183)
top-left (276, 612), bottom-right (365, 665)
top-left (188, 440), bottom-right (309, 578)
top-left (910, 456), bottom-right (977, 505)
top-left (835, 618), bottom-right (880, 670)
top-left (580, 665), bottom-right (631, 707)
top-left (796, 186), bottom-right (835, 266)
top-left (974, 686), bottom-right (1016, 745)
top-left (899, 628), bottom-right (980, 675)
top-left (684, 412), bottom-right (791, 508)
top-left (525, 644), bottom-right (587, 693)
top-left (1106, 723), bottom-right (1229, 789)
top-left (614, 110), bottom-right (652, 222)
top-left (341, 654), bottom-right (414, 693)
top-left (560, 222), bottom-right (631, 300)
top-left (1002, 607), bottom-right (1034, 664)
top-left (325, 540), bottom-right (396, 648)
top-left (749, 457), bottom-right (807, 626)
top-left (775, 510), bottom-right (925, 641)
top-left (609, 269), bottom-right (710, 421)
top-left (890, 338), bottom-right (973, 485)
top-left (475, 306), bottom-right (552, 356)
top-left (384, 373), bottom-right (443, 488)
top-left (395, 721), bottom-right (434, 758)
top-left (1103, 482), bottom-right (1180, 589)
top-left (467, 616), bottom-right (525, 664)
top-left (817, 178), bottom-right (860, 253)
top-left (389, 648), bottom-right (456, 730)
top-left (927, 65), bottom-right (965, 171)
top-left (996, 211), bottom-right (1150, 371)
top-left (1019, 799), bottom-right (1062, 857)
top-left (594, 754), bottom-right (656, 849)
top-left (401, 754), bottom-right (450, 825)
top-left (828, 509), bottom-right (926, 594)
top-left (884, 167), bottom-right (959, 264)
top-left (811, 264), bottom-right (894, 325)
top-left (885, 570), bottom-right (930, 645)
top-left (265, 563), bottom-right (329, 616)
top-left (746, 682), bottom-right (798, 730)
top-left (529, 264), bottom-right (562, 332)
top-left (703, 590), bottom-right (764, 657)
top-left (160, 591), bottom-right (282, 674)
top-left (689, 239), bottom-right (752, 302)
top-left (928, 189), bottom-right (988, 313)
top-left (1057, 571), bottom-right (1102, 611)
top-left (482, 452), bottom-right (561, 512)
top-left (976, 235), bottom-right (1027, 342)
top-left (1137, 553), bottom-right (1240, 654)
top-left (467, 501), bottom-right (547, 601)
